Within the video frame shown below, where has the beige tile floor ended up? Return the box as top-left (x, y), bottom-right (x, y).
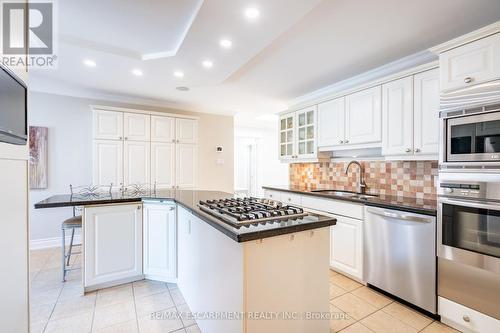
top-left (30, 247), bottom-right (460, 333)
top-left (29, 247), bottom-right (200, 333)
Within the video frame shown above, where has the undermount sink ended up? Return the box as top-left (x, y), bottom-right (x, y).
top-left (311, 190), bottom-right (378, 199)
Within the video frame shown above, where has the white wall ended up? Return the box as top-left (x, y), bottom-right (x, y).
top-left (28, 91), bottom-right (234, 246)
top-left (234, 118), bottom-right (289, 197)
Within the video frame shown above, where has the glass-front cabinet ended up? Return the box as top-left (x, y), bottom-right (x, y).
top-left (279, 106), bottom-right (317, 162)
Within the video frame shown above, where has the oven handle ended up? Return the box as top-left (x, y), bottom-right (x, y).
top-left (366, 207), bottom-right (434, 223)
top-left (439, 198), bottom-right (500, 211)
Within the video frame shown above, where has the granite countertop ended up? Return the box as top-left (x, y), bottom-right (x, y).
top-left (34, 190), bottom-right (336, 243)
top-left (262, 185), bottom-right (437, 216)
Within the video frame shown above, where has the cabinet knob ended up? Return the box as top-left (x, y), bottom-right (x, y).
top-left (177, 139), bottom-right (180, 143)
top-left (119, 136), bottom-right (123, 140)
top-left (172, 139), bottom-right (176, 143)
top-left (464, 77), bottom-right (473, 84)
top-left (405, 148), bottom-right (412, 153)
top-left (414, 148), bottom-right (421, 153)
top-left (124, 137), bottom-right (128, 140)
top-left (344, 140), bottom-right (349, 144)
top-left (137, 206), bottom-right (141, 210)
top-left (339, 140), bottom-right (344, 144)
top-left (462, 315), bottom-right (470, 323)
top-left (288, 198), bottom-right (291, 201)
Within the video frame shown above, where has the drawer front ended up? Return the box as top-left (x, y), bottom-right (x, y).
top-left (281, 193), bottom-right (302, 206)
top-left (440, 33), bottom-right (500, 93)
top-left (438, 296), bottom-right (500, 333)
top-left (301, 195), bottom-right (363, 220)
top-left (263, 190), bottom-right (282, 201)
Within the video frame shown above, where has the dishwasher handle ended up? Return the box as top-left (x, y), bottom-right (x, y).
top-left (366, 207), bottom-right (434, 224)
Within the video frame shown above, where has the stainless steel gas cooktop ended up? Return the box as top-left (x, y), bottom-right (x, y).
top-left (197, 197), bottom-right (308, 227)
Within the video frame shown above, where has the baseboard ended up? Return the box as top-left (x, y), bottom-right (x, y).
top-left (30, 235), bottom-right (82, 250)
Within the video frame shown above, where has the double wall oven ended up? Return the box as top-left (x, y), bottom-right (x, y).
top-left (438, 74), bottom-right (500, 324)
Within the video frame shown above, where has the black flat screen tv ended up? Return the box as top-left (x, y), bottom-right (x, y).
top-left (0, 65), bottom-right (27, 145)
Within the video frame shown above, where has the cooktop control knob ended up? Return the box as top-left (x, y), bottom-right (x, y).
top-left (444, 188), bottom-right (453, 194)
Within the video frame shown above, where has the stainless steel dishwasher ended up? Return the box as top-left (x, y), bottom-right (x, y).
top-left (364, 206), bottom-right (436, 314)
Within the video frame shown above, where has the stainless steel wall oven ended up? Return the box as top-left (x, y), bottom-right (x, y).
top-left (437, 176), bottom-right (500, 320)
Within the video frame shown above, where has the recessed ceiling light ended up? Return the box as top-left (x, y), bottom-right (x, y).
top-left (83, 59), bottom-right (96, 67)
top-left (219, 39), bottom-right (232, 49)
top-left (202, 60), bottom-right (213, 68)
top-left (174, 71), bottom-right (184, 78)
top-left (176, 86), bottom-right (190, 91)
top-left (244, 7), bottom-right (260, 20)
top-left (131, 69), bottom-right (143, 76)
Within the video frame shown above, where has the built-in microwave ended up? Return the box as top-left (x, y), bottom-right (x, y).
top-left (441, 106), bottom-right (500, 167)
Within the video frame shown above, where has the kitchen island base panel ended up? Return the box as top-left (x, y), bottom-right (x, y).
top-left (177, 206), bottom-right (331, 333)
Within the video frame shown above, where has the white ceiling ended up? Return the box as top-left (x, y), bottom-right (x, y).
top-left (30, 0), bottom-right (500, 116)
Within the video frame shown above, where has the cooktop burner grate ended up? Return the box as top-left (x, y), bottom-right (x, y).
top-left (197, 197), bottom-right (308, 227)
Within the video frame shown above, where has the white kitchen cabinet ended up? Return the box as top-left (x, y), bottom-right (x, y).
top-left (151, 142), bottom-right (175, 189)
top-left (93, 110), bottom-right (123, 140)
top-left (84, 204), bottom-right (143, 290)
top-left (93, 108), bottom-right (198, 189)
top-left (263, 189), bottom-right (282, 201)
top-left (382, 69), bottom-right (439, 158)
top-left (124, 113), bottom-right (150, 141)
top-left (382, 76), bottom-right (414, 156)
top-left (296, 107), bottom-right (317, 159)
top-left (439, 33), bottom-right (500, 93)
top-left (414, 69), bottom-right (440, 155)
top-left (176, 144), bottom-right (197, 188)
top-left (279, 107), bottom-right (317, 161)
top-left (93, 139), bottom-right (123, 187)
top-left (279, 112), bottom-right (296, 161)
top-left (151, 116), bottom-right (175, 143)
top-left (123, 141), bottom-right (150, 186)
top-left (143, 202), bottom-right (177, 282)
top-left (176, 118), bottom-right (198, 144)
top-left (345, 86), bottom-right (382, 145)
top-left (318, 97), bottom-right (345, 148)
top-left (330, 215), bottom-right (363, 280)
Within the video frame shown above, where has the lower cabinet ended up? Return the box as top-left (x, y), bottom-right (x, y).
top-left (84, 203), bottom-right (143, 290)
top-left (143, 202), bottom-right (177, 282)
top-left (330, 215), bottom-right (363, 280)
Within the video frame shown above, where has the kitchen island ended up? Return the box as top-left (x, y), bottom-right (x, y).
top-left (35, 190), bottom-right (336, 333)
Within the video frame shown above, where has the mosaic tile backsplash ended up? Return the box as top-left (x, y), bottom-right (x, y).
top-left (290, 160), bottom-right (438, 198)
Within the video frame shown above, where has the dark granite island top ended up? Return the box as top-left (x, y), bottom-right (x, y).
top-left (262, 185), bottom-right (437, 216)
top-left (35, 190), bottom-right (336, 242)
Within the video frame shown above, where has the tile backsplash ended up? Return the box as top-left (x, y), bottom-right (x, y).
top-left (290, 160), bottom-right (438, 198)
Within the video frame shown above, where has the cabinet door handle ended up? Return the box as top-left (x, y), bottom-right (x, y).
top-left (464, 77), bottom-right (473, 84)
top-left (414, 148), bottom-right (421, 153)
top-left (339, 140), bottom-right (344, 144)
top-left (344, 140), bottom-right (349, 144)
top-left (405, 148), bottom-right (412, 153)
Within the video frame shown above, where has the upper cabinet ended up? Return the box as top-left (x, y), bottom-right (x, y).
top-left (151, 116), bottom-right (175, 143)
top-left (279, 107), bottom-right (317, 162)
top-left (93, 110), bottom-right (124, 140)
top-left (124, 113), bottom-right (150, 141)
top-left (92, 108), bottom-right (198, 188)
top-left (296, 107), bottom-right (317, 159)
top-left (439, 33), bottom-right (500, 93)
top-left (382, 77), bottom-right (414, 156)
top-left (345, 86), bottom-right (382, 145)
top-left (413, 69), bottom-right (440, 155)
top-left (279, 113), bottom-right (295, 161)
top-left (318, 98), bottom-right (345, 148)
top-left (382, 69), bottom-right (439, 158)
top-left (176, 119), bottom-right (198, 144)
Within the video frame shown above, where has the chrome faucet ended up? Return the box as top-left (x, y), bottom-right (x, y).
top-left (344, 161), bottom-right (367, 194)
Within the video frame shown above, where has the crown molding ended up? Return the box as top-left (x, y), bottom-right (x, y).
top-left (286, 50), bottom-right (437, 112)
top-left (429, 20), bottom-right (500, 54)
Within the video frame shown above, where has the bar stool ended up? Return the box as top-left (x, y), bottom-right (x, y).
top-left (62, 206), bottom-right (82, 282)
